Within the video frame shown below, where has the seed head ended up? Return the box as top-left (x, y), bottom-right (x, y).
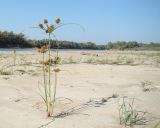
top-left (53, 68), bottom-right (60, 72)
top-left (37, 44), bottom-right (49, 53)
top-left (53, 56), bottom-right (61, 65)
top-left (44, 19), bottom-right (48, 24)
top-left (45, 67), bottom-right (49, 72)
top-left (39, 24), bottom-right (44, 29)
top-left (41, 46), bottom-right (48, 53)
top-left (55, 18), bottom-right (61, 24)
top-left (47, 25), bottom-right (54, 33)
top-left (45, 29), bottom-right (49, 33)
top-left (43, 59), bottom-right (54, 65)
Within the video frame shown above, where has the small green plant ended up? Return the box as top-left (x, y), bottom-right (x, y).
top-left (67, 56), bottom-right (78, 64)
top-left (95, 59), bottom-right (107, 64)
top-left (140, 80), bottom-right (156, 92)
top-left (154, 56), bottom-right (160, 66)
top-left (84, 57), bottom-right (95, 64)
top-left (125, 57), bottom-right (134, 64)
top-left (119, 97), bottom-right (148, 127)
top-left (116, 55), bottom-right (123, 64)
top-left (0, 69), bottom-right (12, 75)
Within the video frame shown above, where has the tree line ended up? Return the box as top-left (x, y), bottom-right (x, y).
top-left (0, 31), bottom-right (105, 49)
top-left (0, 31), bottom-right (31, 48)
top-left (106, 41), bottom-right (160, 50)
top-left (0, 31), bottom-right (160, 50)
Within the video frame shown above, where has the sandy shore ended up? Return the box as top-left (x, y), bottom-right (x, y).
top-left (0, 50), bottom-right (160, 128)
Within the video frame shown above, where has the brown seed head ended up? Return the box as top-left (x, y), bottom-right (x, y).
top-left (53, 56), bottom-right (61, 65)
top-left (39, 24), bottom-right (44, 29)
top-left (55, 18), bottom-right (61, 24)
top-left (53, 68), bottom-right (60, 72)
top-left (37, 45), bottom-right (48, 53)
top-left (47, 25), bottom-right (54, 33)
top-left (44, 19), bottom-right (48, 24)
top-left (41, 46), bottom-right (48, 53)
top-left (43, 59), bottom-right (54, 65)
top-left (45, 67), bottom-right (48, 72)
top-left (45, 29), bottom-right (49, 33)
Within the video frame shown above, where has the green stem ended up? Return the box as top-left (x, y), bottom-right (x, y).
top-left (48, 33), bottom-right (52, 116)
top-left (43, 53), bottom-right (48, 112)
top-left (51, 68), bottom-right (58, 115)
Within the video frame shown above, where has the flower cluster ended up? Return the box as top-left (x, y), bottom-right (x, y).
top-left (38, 18), bottom-right (61, 34)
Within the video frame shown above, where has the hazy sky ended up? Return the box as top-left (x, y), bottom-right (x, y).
top-left (0, 0), bottom-right (160, 44)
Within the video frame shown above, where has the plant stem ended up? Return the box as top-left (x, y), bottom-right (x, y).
top-left (51, 66), bottom-right (58, 115)
top-left (48, 33), bottom-right (52, 116)
top-left (42, 53), bottom-right (48, 112)
top-left (50, 35), bottom-right (59, 116)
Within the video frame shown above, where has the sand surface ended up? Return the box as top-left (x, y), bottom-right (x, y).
top-left (0, 50), bottom-right (160, 128)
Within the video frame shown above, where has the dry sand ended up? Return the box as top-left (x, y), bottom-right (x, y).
top-left (0, 50), bottom-right (160, 128)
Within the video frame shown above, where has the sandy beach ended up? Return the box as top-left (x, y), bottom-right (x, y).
top-left (0, 50), bottom-right (160, 128)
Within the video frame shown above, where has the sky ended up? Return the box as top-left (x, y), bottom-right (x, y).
top-left (0, 0), bottom-right (160, 44)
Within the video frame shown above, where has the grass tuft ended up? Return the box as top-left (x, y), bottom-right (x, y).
top-left (153, 121), bottom-right (160, 128)
top-left (0, 69), bottom-right (12, 75)
top-left (84, 57), bottom-right (95, 64)
top-left (119, 97), bottom-right (148, 127)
